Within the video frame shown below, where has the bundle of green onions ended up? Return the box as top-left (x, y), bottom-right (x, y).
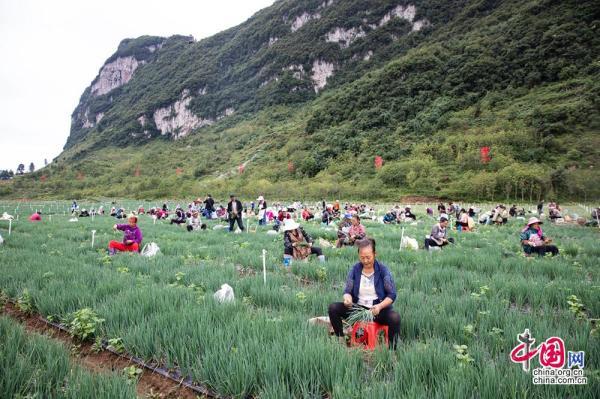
top-left (346, 305), bottom-right (374, 325)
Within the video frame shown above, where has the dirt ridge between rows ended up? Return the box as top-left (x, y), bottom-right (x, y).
top-left (1, 301), bottom-right (211, 399)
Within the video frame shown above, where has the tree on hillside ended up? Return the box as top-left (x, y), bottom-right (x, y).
top-left (44, 158), bottom-right (48, 166)
top-left (29, 162), bottom-right (35, 173)
top-left (16, 164), bottom-right (25, 175)
top-left (0, 170), bottom-right (13, 180)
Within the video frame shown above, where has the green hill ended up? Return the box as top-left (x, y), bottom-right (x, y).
top-left (4, 0), bottom-right (599, 200)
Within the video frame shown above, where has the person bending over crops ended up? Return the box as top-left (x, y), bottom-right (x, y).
top-left (328, 238), bottom-right (400, 349)
top-left (424, 216), bottom-right (454, 250)
top-left (336, 214), bottom-right (366, 248)
top-left (404, 206), bottom-right (416, 220)
top-left (456, 209), bottom-right (469, 230)
top-left (520, 217), bottom-right (559, 257)
top-left (108, 215), bottom-right (143, 255)
top-left (29, 211), bottom-right (41, 221)
top-left (282, 219), bottom-right (325, 263)
top-left (301, 207), bottom-right (314, 221)
top-left (170, 206), bottom-right (186, 225)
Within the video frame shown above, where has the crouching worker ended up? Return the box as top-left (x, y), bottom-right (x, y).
top-left (424, 216), bottom-right (455, 250)
top-left (108, 215), bottom-right (142, 255)
top-left (282, 219), bottom-right (325, 264)
top-left (520, 217), bottom-right (559, 257)
top-left (328, 238), bottom-right (401, 349)
top-left (187, 210), bottom-right (207, 232)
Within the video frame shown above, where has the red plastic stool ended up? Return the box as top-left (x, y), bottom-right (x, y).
top-left (350, 322), bottom-right (388, 350)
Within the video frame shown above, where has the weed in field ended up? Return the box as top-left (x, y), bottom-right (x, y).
top-left (123, 365), bottom-right (142, 384)
top-left (567, 295), bottom-right (587, 320)
top-left (453, 344), bottom-right (475, 367)
top-left (16, 289), bottom-right (34, 314)
top-left (316, 266), bottom-right (327, 282)
top-left (68, 308), bottom-right (105, 341)
top-left (91, 336), bottom-right (103, 353)
top-left (108, 337), bottom-right (125, 354)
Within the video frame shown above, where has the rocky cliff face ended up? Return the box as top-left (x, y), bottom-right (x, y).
top-left (64, 1), bottom-right (446, 150)
top-left (90, 56), bottom-right (143, 96)
top-left (152, 90), bottom-right (214, 139)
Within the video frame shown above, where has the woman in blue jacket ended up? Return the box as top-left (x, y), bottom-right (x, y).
top-left (328, 238), bottom-right (401, 349)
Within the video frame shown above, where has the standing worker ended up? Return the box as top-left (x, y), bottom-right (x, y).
top-left (227, 194), bottom-right (245, 232)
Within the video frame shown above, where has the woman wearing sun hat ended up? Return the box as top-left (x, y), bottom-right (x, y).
top-left (520, 217), bottom-right (559, 257)
top-left (282, 219), bottom-right (325, 263)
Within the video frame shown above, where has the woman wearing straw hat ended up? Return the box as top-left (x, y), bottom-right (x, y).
top-left (282, 219), bottom-right (325, 263)
top-left (520, 217), bottom-right (559, 257)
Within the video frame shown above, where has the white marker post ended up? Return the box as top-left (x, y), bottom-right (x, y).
top-left (262, 249), bottom-right (267, 285)
top-left (399, 227), bottom-right (405, 252)
top-left (91, 230), bottom-right (96, 248)
top-left (49, 214), bottom-right (52, 222)
top-left (8, 219), bottom-right (12, 235)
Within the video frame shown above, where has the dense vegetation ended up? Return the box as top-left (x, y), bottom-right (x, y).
top-left (0, 315), bottom-right (135, 398)
top-left (2, 0), bottom-right (598, 200)
top-left (0, 201), bottom-right (598, 397)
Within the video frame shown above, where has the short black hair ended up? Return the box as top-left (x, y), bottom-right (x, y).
top-left (356, 237), bottom-right (376, 253)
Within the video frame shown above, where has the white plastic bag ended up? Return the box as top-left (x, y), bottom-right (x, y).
top-left (0, 212), bottom-right (13, 220)
top-left (214, 283), bottom-right (235, 303)
top-left (401, 236), bottom-right (419, 250)
top-left (141, 242), bottom-right (160, 257)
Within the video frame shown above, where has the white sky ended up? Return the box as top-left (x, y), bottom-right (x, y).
top-left (0, 0), bottom-right (275, 171)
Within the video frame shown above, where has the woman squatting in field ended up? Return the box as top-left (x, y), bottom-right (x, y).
top-left (108, 215), bottom-right (143, 254)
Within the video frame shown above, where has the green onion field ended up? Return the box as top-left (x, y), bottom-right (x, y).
top-left (0, 200), bottom-right (598, 398)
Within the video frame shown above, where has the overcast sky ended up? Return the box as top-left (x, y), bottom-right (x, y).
top-left (0, 0), bottom-right (276, 171)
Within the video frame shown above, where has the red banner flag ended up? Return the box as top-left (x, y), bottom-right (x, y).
top-left (374, 156), bottom-right (384, 170)
top-left (480, 147), bottom-right (491, 164)
top-left (176, 167), bottom-right (183, 176)
top-left (287, 161), bottom-right (295, 172)
top-left (134, 166), bottom-right (141, 177)
top-left (40, 175), bottom-right (47, 182)
top-left (238, 164), bottom-right (245, 174)
top-left (76, 172), bottom-right (85, 180)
